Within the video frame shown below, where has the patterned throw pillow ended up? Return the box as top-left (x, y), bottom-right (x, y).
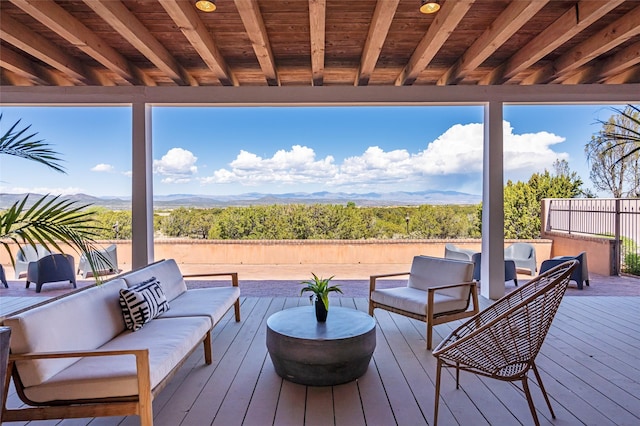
top-left (119, 277), bottom-right (169, 331)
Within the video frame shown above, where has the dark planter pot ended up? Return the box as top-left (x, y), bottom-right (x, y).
top-left (315, 298), bottom-right (328, 322)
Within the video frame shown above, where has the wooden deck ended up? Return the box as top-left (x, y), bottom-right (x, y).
top-left (4, 295), bottom-right (640, 425)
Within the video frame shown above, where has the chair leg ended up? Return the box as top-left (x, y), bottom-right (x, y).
top-left (455, 362), bottom-right (460, 389)
top-left (426, 323), bottom-right (433, 350)
top-left (25, 281), bottom-right (30, 289)
top-left (532, 363), bottom-right (555, 419)
top-left (522, 376), bottom-right (541, 426)
top-left (434, 358), bottom-right (442, 426)
top-left (36, 282), bottom-right (42, 293)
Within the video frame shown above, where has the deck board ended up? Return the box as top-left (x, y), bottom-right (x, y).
top-left (3, 296), bottom-right (640, 426)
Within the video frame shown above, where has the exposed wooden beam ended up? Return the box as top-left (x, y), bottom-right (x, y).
top-left (160, 0), bottom-right (236, 86)
top-left (482, 0), bottom-right (623, 85)
top-left (0, 68), bottom-right (33, 86)
top-left (604, 65), bottom-right (640, 84)
top-left (0, 13), bottom-right (89, 85)
top-left (438, 0), bottom-right (548, 85)
top-left (234, 0), bottom-right (279, 86)
top-left (84, 0), bottom-right (197, 86)
top-left (8, 0), bottom-right (143, 85)
top-left (395, 0), bottom-right (475, 86)
top-left (356, 0), bottom-right (399, 86)
top-left (0, 45), bottom-right (50, 85)
top-left (544, 5), bottom-right (640, 83)
top-left (596, 40), bottom-right (640, 82)
top-left (308, 0), bottom-right (326, 87)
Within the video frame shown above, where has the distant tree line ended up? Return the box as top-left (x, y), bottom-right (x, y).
top-left (84, 161), bottom-right (584, 241)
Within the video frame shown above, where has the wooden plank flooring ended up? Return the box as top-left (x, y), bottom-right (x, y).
top-left (3, 296), bottom-right (640, 426)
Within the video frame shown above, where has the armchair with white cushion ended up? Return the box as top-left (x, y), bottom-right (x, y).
top-left (369, 255), bottom-right (477, 350)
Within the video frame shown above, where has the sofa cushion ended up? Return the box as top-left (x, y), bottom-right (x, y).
top-left (22, 316), bottom-right (211, 403)
top-left (159, 286), bottom-right (240, 327)
top-left (4, 278), bottom-right (128, 388)
top-left (123, 259), bottom-right (187, 302)
top-left (119, 277), bottom-right (169, 331)
top-left (371, 287), bottom-right (469, 317)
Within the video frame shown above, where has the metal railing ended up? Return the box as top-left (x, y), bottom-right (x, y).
top-left (546, 198), bottom-right (640, 276)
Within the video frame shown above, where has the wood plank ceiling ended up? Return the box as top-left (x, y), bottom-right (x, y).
top-left (0, 0), bottom-right (639, 88)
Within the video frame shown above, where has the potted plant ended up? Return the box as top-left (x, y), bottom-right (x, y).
top-left (300, 273), bottom-right (343, 322)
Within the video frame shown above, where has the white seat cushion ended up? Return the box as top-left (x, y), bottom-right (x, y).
top-left (22, 316), bottom-right (211, 403)
top-left (371, 287), bottom-right (469, 317)
top-left (124, 259), bottom-right (187, 302)
top-left (159, 286), bottom-right (240, 327)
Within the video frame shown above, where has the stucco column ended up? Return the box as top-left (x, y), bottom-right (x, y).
top-left (481, 101), bottom-right (505, 300)
top-left (131, 101), bottom-right (154, 268)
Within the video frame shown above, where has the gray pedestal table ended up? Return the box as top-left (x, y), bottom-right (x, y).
top-left (266, 306), bottom-right (376, 386)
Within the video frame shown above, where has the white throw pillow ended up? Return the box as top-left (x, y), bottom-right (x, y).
top-left (119, 277), bottom-right (169, 331)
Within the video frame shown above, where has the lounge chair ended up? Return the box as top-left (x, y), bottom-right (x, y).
top-left (471, 252), bottom-right (518, 286)
top-left (444, 243), bottom-right (477, 262)
top-left (539, 251), bottom-right (589, 289)
top-left (504, 242), bottom-right (537, 275)
top-left (433, 260), bottom-right (578, 426)
top-left (26, 253), bottom-right (76, 293)
top-left (369, 255), bottom-right (477, 350)
top-left (14, 245), bottom-right (51, 279)
top-left (77, 244), bottom-right (119, 278)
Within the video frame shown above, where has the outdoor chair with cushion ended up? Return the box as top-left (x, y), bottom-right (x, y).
top-left (14, 244), bottom-right (51, 279)
top-left (471, 252), bottom-right (518, 286)
top-left (504, 242), bottom-right (537, 275)
top-left (77, 244), bottom-right (118, 278)
top-left (539, 251), bottom-right (589, 289)
top-left (26, 253), bottom-right (76, 293)
top-left (432, 260), bottom-right (578, 426)
top-left (444, 243), bottom-right (477, 262)
top-left (369, 255), bottom-right (477, 350)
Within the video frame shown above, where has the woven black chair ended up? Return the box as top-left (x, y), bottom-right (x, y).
top-left (432, 260), bottom-right (578, 426)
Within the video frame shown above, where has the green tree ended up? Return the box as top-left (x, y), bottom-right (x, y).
top-left (0, 115), bottom-right (105, 276)
top-left (585, 105), bottom-right (640, 197)
top-left (502, 160), bottom-right (583, 239)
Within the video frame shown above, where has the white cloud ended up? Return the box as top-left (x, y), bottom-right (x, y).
top-left (91, 163), bottom-right (114, 172)
top-left (199, 121), bottom-right (568, 191)
top-left (0, 186), bottom-right (84, 195)
top-left (123, 170), bottom-right (133, 177)
top-left (153, 148), bottom-right (198, 183)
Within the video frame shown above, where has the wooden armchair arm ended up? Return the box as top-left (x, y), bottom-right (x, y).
top-left (183, 272), bottom-right (239, 287)
top-left (369, 272), bottom-right (409, 293)
top-left (9, 347), bottom-right (149, 362)
top-left (426, 281), bottom-right (476, 293)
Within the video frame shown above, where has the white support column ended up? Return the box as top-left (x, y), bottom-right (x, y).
top-left (481, 101), bottom-right (505, 300)
top-left (131, 101), bottom-right (154, 268)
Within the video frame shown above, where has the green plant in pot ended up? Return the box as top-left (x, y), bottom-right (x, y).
top-left (300, 273), bottom-right (343, 322)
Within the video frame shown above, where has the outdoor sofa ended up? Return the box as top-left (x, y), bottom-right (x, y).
top-left (1, 259), bottom-right (240, 425)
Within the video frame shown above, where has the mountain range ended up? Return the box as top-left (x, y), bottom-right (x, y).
top-left (0, 190), bottom-right (481, 210)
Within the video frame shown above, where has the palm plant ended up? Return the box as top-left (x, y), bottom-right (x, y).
top-left (0, 114), bottom-right (104, 278)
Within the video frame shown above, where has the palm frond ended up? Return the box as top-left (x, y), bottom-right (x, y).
top-left (0, 114), bottom-right (66, 173)
top-left (0, 194), bottom-right (105, 279)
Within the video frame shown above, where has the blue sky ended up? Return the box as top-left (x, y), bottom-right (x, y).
top-left (0, 104), bottom-right (625, 199)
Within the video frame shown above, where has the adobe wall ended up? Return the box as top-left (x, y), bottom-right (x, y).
top-left (541, 231), bottom-right (616, 275)
top-left (1, 239), bottom-right (552, 273)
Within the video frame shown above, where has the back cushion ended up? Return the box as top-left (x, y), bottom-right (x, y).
top-left (123, 259), bottom-right (186, 302)
top-left (4, 278), bottom-right (127, 387)
top-left (408, 256), bottom-right (473, 299)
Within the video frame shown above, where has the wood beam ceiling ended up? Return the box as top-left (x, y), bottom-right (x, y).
top-left (308, 0), bottom-right (326, 87)
top-left (160, 0), bottom-right (237, 86)
top-left (356, 0), bottom-right (399, 86)
top-left (83, 0), bottom-right (197, 86)
top-left (235, 0), bottom-right (279, 86)
top-left (395, 0), bottom-right (475, 86)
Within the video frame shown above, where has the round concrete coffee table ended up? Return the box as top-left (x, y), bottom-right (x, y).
top-left (266, 306), bottom-right (376, 386)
